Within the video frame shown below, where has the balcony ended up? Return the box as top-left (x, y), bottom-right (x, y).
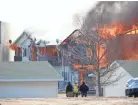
top-left (38, 55), bottom-right (48, 61)
top-left (47, 56), bottom-right (62, 66)
top-left (14, 56), bottom-right (22, 61)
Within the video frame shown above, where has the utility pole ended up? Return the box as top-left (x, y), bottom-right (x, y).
top-left (56, 39), bottom-right (60, 63)
top-left (61, 48), bottom-right (66, 85)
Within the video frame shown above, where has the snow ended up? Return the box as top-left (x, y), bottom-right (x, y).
top-left (0, 94), bottom-right (138, 105)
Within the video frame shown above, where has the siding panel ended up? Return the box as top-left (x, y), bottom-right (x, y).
top-left (0, 81), bottom-right (58, 98)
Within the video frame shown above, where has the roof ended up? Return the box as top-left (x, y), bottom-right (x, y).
top-left (60, 29), bottom-right (81, 45)
top-left (13, 31), bottom-right (32, 45)
top-left (36, 40), bottom-right (50, 47)
top-left (0, 61), bottom-right (63, 82)
top-left (116, 60), bottom-right (138, 77)
top-left (47, 40), bottom-right (62, 46)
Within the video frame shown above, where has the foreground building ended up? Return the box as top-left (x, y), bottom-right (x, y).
top-left (103, 60), bottom-right (138, 97)
top-left (0, 61), bottom-right (63, 98)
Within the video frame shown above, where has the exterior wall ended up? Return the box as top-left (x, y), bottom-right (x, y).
top-left (103, 66), bottom-right (133, 97)
top-left (54, 66), bottom-right (78, 90)
top-left (22, 57), bottom-right (29, 61)
top-left (0, 81), bottom-right (58, 98)
top-left (54, 66), bottom-right (77, 83)
top-left (21, 39), bottom-right (31, 61)
top-left (0, 22), bottom-right (24, 61)
top-left (0, 22), bottom-right (10, 61)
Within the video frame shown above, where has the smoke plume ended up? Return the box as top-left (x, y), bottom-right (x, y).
top-left (83, 1), bottom-right (138, 31)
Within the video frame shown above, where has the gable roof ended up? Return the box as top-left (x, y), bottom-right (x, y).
top-left (47, 40), bottom-right (62, 46)
top-left (36, 40), bottom-right (50, 47)
top-left (0, 61), bottom-right (63, 82)
top-left (60, 29), bottom-right (81, 45)
top-left (117, 60), bottom-right (138, 77)
top-left (13, 31), bottom-right (32, 45)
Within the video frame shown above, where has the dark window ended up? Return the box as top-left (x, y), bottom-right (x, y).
top-left (62, 72), bottom-right (64, 77)
top-left (15, 47), bottom-right (21, 57)
top-left (67, 72), bottom-right (70, 81)
top-left (18, 47), bottom-right (21, 56)
top-left (64, 72), bottom-right (67, 81)
top-left (24, 48), bottom-right (27, 57)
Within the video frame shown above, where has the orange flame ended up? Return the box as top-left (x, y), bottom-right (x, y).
top-left (98, 23), bottom-right (138, 39)
top-left (98, 23), bottom-right (138, 67)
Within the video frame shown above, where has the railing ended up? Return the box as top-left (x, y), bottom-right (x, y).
top-left (14, 56), bottom-right (22, 61)
top-left (38, 55), bottom-right (48, 61)
top-left (47, 56), bottom-right (62, 66)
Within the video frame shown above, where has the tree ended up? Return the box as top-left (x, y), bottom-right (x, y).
top-left (69, 2), bottom-right (127, 96)
top-left (68, 30), bottom-right (125, 96)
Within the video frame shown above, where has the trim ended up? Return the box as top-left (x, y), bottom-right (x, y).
top-left (0, 78), bottom-right (63, 82)
top-left (13, 33), bottom-right (24, 44)
top-left (60, 29), bottom-right (81, 45)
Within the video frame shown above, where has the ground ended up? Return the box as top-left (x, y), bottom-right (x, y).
top-left (0, 94), bottom-right (138, 105)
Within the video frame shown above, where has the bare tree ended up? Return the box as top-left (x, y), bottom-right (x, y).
top-left (68, 30), bottom-right (125, 96)
top-left (68, 3), bottom-right (126, 96)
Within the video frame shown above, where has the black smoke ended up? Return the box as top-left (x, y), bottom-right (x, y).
top-left (82, 1), bottom-right (138, 31)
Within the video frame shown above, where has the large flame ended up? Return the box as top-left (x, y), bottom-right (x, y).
top-left (98, 23), bottom-right (138, 39)
top-left (73, 23), bottom-right (138, 70)
top-left (98, 22), bottom-right (138, 67)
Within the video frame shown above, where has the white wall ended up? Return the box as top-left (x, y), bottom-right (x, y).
top-left (54, 66), bottom-right (77, 83)
top-left (0, 22), bottom-right (24, 61)
top-left (103, 66), bottom-right (133, 97)
top-left (21, 38), bottom-right (32, 61)
top-left (0, 81), bottom-right (58, 98)
top-left (0, 22), bottom-right (10, 61)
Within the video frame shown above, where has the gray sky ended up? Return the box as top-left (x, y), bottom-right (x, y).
top-left (0, 0), bottom-right (96, 41)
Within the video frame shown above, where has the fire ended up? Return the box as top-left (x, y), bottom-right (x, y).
top-left (101, 23), bottom-right (138, 60)
top-left (72, 22), bottom-right (138, 70)
top-left (96, 22), bottom-right (138, 67)
top-left (98, 23), bottom-right (138, 39)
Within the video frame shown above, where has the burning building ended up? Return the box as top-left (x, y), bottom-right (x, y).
top-left (81, 1), bottom-right (138, 62)
top-left (60, 1), bottom-right (138, 87)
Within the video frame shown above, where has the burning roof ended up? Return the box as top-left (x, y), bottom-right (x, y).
top-left (81, 1), bottom-right (138, 61)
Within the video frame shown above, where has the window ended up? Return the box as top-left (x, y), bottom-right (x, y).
top-left (62, 72), bottom-right (64, 77)
top-left (67, 72), bottom-right (70, 81)
top-left (18, 47), bottom-right (21, 56)
top-left (64, 72), bottom-right (67, 81)
top-left (134, 80), bottom-right (138, 84)
top-left (86, 48), bottom-right (92, 57)
top-left (15, 47), bottom-right (22, 57)
top-left (23, 48), bottom-right (27, 57)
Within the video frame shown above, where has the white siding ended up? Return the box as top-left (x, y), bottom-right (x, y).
top-left (0, 81), bottom-right (58, 98)
top-left (0, 22), bottom-right (24, 61)
top-left (22, 57), bottom-right (29, 61)
top-left (20, 36), bottom-right (31, 61)
top-left (0, 22), bottom-right (10, 61)
top-left (54, 66), bottom-right (75, 82)
top-left (103, 67), bottom-right (133, 97)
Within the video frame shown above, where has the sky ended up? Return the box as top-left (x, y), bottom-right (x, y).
top-left (0, 0), bottom-right (97, 41)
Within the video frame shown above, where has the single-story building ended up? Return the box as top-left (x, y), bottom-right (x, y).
top-left (103, 60), bottom-right (138, 97)
top-left (0, 61), bottom-right (63, 98)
